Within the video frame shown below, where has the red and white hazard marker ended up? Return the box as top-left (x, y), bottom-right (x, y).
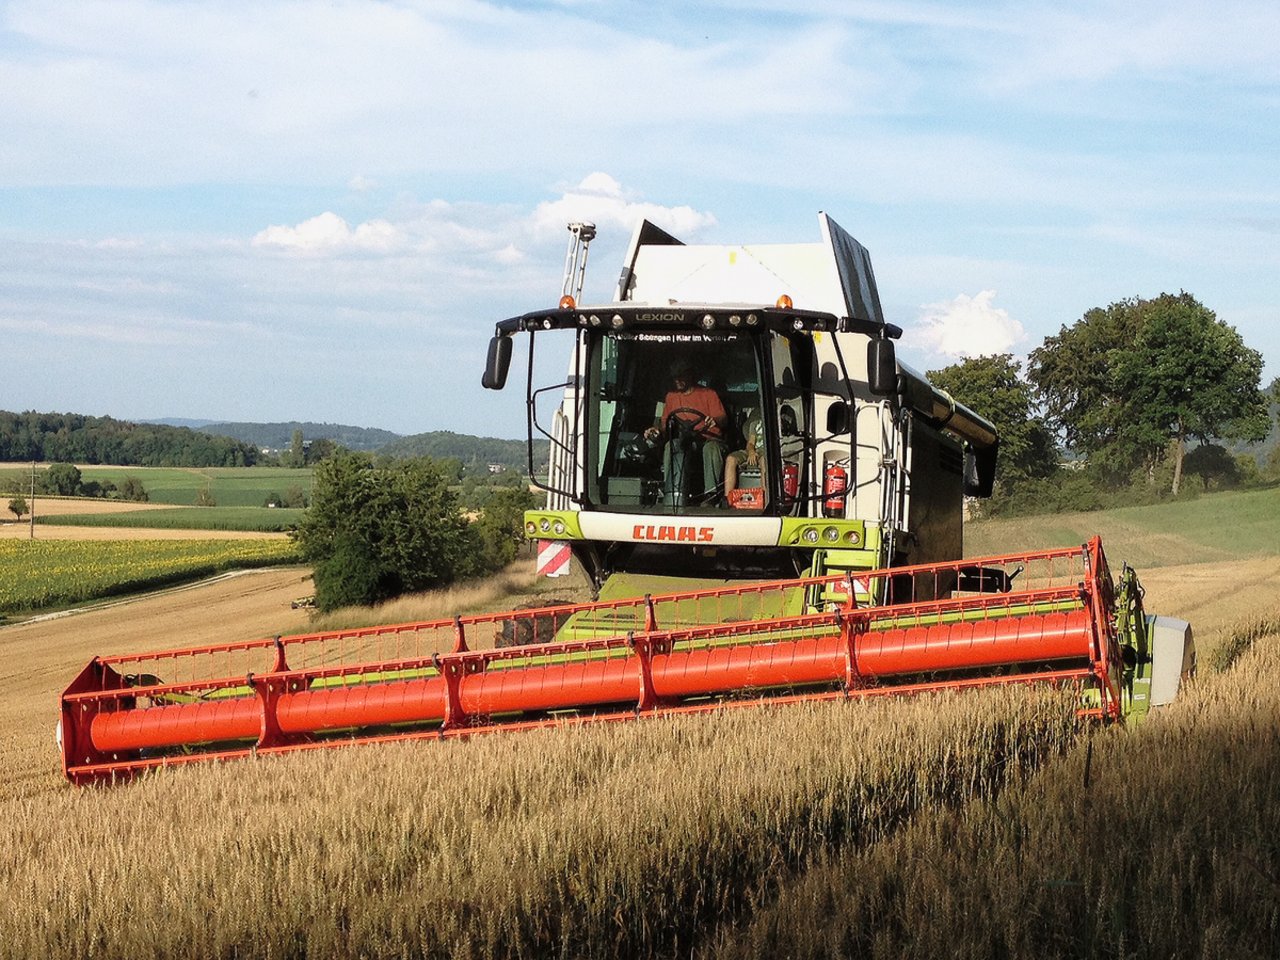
top-left (536, 539), bottom-right (571, 577)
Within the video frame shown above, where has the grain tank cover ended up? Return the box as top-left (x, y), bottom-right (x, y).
top-left (616, 212), bottom-right (885, 324)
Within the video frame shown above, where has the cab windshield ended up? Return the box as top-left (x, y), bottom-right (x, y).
top-left (586, 330), bottom-right (791, 515)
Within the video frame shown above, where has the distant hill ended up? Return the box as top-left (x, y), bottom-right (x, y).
top-left (141, 417), bottom-right (218, 429)
top-left (380, 431), bottom-right (548, 472)
top-left (201, 421), bottom-right (402, 452)
top-left (2, 409), bottom-right (551, 473)
top-left (0, 411), bottom-right (260, 467)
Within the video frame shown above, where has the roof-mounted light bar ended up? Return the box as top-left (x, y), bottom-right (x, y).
top-left (493, 304), bottom-right (903, 340)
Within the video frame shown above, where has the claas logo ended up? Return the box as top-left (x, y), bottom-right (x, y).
top-left (631, 524), bottom-right (715, 543)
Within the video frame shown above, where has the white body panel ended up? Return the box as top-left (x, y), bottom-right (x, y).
top-left (1149, 616), bottom-right (1195, 707)
top-left (625, 243), bottom-right (847, 316)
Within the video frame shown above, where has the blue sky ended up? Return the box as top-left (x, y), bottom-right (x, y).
top-left (1, 0), bottom-right (1277, 438)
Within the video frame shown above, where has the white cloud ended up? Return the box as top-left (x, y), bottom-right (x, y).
top-left (247, 176), bottom-right (712, 273)
top-left (0, 312), bottom-right (250, 347)
top-left (73, 276), bottom-right (179, 296)
top-left (531, 173), bottom-right (716, 239)
top-left (251, 212), bottom-right (405, 253)
top-left (347, 174), bottom-right (378, 193)
top-left (915, 290), bottom-right (1025, 359)
top-left (94, 237), bottom-right (145, 251)
top-left (493, 243), bottom-right (524, 265)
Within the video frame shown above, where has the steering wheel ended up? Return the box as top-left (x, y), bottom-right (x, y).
top-left (665, 407), bottom-right (711, 447)
top-left (665, 406), bottom-right (711, 431)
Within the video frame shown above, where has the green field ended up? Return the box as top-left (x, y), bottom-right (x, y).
top-left (966, 484), bottom-right (1280, 568)
top-left (0, 465), bottom-right (313, 507)
top-left (0, 538), bottom-right (302, 615)
top-left (37, 507), bottom-right (306, 532)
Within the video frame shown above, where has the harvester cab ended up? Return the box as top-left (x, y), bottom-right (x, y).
top-left (483, 213), bottom-right (1001, 600)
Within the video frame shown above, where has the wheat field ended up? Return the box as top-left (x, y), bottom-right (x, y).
top-left (0, 546), bottom-right (1277, 957)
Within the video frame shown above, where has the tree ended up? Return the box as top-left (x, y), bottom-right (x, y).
top-left (304, 437), bottom-right (339, 464)
top-left (927, 354), bottom-right (1058, 487)
top-left (292, 454), bottom-right (478, 611)
top-left (7, 496), bottom-right (26, 521)
top-left (195, 487), bottom-right (217, 507)
top-left (285, 429), bottom-right (306, 469)
top-left (1112, 295), bottom-right (1268, 494)
top-left (1183, 444), bottom-right (1241, 491)
top-left (45, 462), bottom-right (82, 497)
top-left (1027, 297), bottom-right (1146, 476)
top-left (1029, 293), bottom-right (1268, 493)
top-left (470, 487), bottom-right (540, 569)
top-left (118, 476), bottom-right (149, 502)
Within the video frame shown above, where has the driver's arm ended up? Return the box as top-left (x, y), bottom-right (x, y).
top-left (701, 394), bottom-right (727, 436)
top-left (645, 396), bottom-right (671, 443)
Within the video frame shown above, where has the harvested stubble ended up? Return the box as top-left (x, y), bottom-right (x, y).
top-left (706, 615), bottom-right (1280, 960)
top-left (0, 686), bottom-right (1077, 960)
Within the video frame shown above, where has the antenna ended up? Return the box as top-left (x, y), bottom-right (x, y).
top-left (560, 221), bottom-right (596, 303)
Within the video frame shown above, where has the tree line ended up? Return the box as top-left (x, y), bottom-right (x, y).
top-left (928, 292), bottom-right (1276, 515)
top-left (202, 420), bottom-right (400, 452)
top-left (379, 430), bottom-right (549, 474)
top-left (0, 412), bottom-right (260, 467)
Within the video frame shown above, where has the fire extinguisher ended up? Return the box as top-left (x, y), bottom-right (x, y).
top-left (823, 460), bottom-right (848, 518)
top-left (782, 461), bottom-right (799, 504)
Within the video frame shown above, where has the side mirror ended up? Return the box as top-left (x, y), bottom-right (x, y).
top-left (482, 335), bottom-right (513, 390)
top-left (825, 400), bottom-right (850, 435)
top-left (867, 338), bottom-right (897, 397)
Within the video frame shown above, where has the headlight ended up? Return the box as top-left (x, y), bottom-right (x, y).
top-left (552, 520), bottom-right (566, 535)
top-left (802, 527), bottom-right (819, 544)
top-left (525, 521), bottom-right (537, 535)
top-left (539, 518), bottom-right (552, 533)
top-left (845, 529), bottom-right (861, 545)
top-left (823, 526), bottom-right (840, 543)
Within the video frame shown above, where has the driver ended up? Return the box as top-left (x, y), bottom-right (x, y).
top-left (644, 361), bottom-right (727, 504)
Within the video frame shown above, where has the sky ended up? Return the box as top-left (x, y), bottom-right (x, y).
top-left (1, 0), bottom-right (1277, 439)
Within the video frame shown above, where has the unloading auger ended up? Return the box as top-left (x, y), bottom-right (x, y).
top-left (59, 538), bottom-right (1190, 785)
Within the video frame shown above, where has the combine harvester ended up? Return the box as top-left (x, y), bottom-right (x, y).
top-left (59, 214), bottom-right (1194, 785)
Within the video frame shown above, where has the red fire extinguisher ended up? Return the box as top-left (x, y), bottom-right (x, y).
top-left (823, 460), bottom-right (848, 518)
top-left (782, 462), bottom-right (799, 504)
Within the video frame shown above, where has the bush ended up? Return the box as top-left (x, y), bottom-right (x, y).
top-left (976, 461), bottom-right (1205, 519)
top-left (293, 454), bottom-right (481, 612)
top-left (1184, 443), bottom-right (1241, 490)
top-left (45, 462), bottom-right (81, 496)
top-left (470, 486), bottom-right (540, 570)
top-left (118, 476), bottom-right (148, 502)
